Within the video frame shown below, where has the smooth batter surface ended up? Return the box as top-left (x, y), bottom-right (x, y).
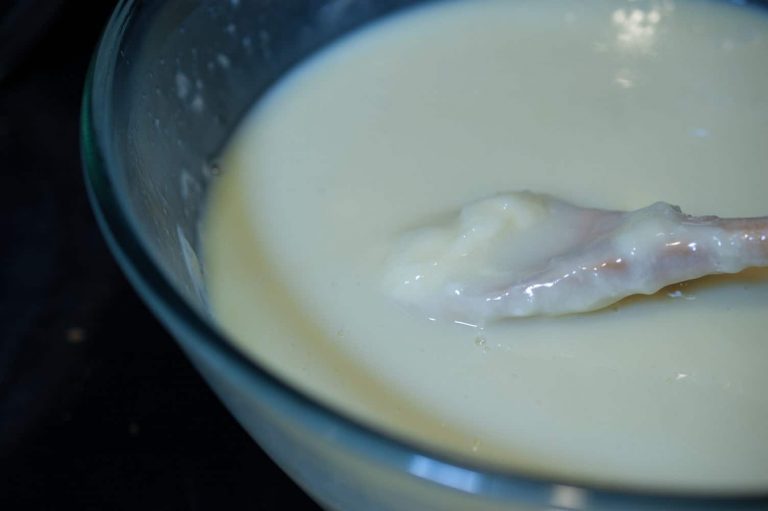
top-left (203, 0), bottom-right (768, 491)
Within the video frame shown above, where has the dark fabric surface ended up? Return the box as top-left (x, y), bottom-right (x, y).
top-left (0, 2), bottom-right (319, 509)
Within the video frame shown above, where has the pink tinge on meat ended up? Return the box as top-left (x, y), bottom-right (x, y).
top-left (384, 192), bottom-right (768, 323)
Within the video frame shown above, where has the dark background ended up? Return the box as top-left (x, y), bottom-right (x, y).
top-left (0, 2), bottom-right (320, 509)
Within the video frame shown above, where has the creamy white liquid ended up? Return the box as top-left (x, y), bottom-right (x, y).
top-left (204, 0), bottom-right (768, 491)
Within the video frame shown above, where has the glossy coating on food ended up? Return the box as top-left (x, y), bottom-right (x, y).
top-left (385, 192), bottom-right (768, 322)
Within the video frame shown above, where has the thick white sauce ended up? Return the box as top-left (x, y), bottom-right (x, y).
top-left (203, 0), bottom-right (768, 491)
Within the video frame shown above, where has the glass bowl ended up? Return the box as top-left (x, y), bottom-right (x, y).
top-left (81, 1), bottom-right (768, 509)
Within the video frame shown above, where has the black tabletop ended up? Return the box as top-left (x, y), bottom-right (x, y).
top-left (0, 2), bottom-right (320, 509)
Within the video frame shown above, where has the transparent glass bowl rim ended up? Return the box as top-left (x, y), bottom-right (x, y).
top-left (80, 1), bottom-right (768, 509)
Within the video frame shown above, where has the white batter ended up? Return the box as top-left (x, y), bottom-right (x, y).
top-left (203, 0), bottom-right (768, 492)
top-left (385, 191), bottom-right (768, 321)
